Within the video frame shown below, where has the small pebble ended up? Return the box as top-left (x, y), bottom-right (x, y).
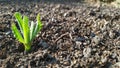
top-left (92, 36), bottom-right (101, 45)
top-left (109, 30), bottom-right (115, 39)
top-left (83, 47), bottom-right (91, 58)
top-left (5, 31), bottom-right (11, 35)
top-left (110, 52), bottom-right (117, 59)
top-left (101, 57), bottom-right (107, 63)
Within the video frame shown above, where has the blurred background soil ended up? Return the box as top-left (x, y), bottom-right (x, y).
top-left (0, 0), bottom-right (120, 68)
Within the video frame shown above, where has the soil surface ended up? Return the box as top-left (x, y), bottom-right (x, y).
top-left (0, 0), bottom-right (120, 68)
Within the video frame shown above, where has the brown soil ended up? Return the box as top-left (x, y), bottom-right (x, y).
top-left (0, 0), bottom-right (120, 68)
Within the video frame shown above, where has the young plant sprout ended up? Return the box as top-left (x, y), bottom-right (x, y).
top-left (11, 12), bottom-right (43, 52)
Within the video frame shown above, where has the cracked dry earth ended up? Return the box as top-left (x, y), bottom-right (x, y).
top-left (0, 1), bottom-right (120, 68)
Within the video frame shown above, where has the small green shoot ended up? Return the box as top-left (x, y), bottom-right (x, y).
top-left (11, 12), bottom-right (43, 52)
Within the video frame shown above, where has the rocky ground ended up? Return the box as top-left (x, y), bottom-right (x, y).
top-left (0, 0), bottom-right (120, 68)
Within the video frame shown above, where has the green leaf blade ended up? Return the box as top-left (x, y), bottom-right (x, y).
top-left (30, 21), bottom-right (35, 41)
top-left (11, 23), bottom-right (24, 43)
top-left (32, 13), bottom-right (43, 40)
top-left (36, 13), bottom-right (43, 31)
top-left (23, 16), bottom-right (30, 44)
top-left (14, 12), bottom-right (23, 32)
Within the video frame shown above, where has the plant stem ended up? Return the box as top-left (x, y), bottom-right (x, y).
top-left (24, 43), bottom-right (31, 52)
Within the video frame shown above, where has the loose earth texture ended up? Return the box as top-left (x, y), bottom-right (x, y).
top-left (0, 0), bottom-right (120, 68)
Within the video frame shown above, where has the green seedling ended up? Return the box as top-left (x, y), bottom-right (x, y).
top-left (11, 12), bottom-right (43, 52)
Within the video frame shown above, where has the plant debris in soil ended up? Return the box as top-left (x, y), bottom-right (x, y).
top-left (0, 1), bottom-right (120, 68)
